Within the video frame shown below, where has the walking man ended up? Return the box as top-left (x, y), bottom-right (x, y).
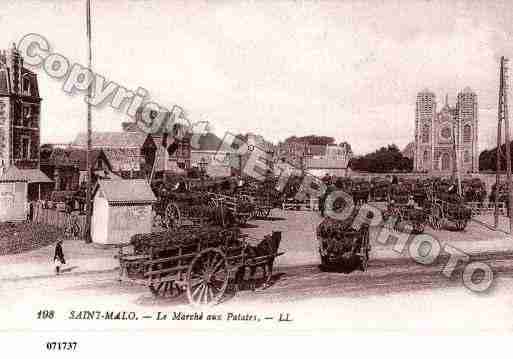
top-left (54, 240), bottom-right (66, 275)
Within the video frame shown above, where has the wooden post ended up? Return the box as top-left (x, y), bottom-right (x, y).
top-left (84, 0), bottom-right (93, 243)
top-left (452, 122), bottom-right (462, 196)
top-left (502, 57), bottom-right (512, 233)
top-left (495, 58), bottom-right (504, 230)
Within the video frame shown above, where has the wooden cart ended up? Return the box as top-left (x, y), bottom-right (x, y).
top-left (207, 192), bottom-right (256, 225)
top-left (427, 198), bottom-right (472, 231)
top-left (316, 219), bottom-right (370, 271)
top-left (118, 227), bottom-right (284, 306)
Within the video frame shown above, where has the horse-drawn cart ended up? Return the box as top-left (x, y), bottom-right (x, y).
top-left (207, 192), bottom-right (256, 225)
top-left (118, 226), bottom-right (284, 306)
top-left (316, 217), bottom-right (370, 271)
top-left (384, 183), bottom-right (427, 234)
top-left (427, 198), bottom-right (472, 231)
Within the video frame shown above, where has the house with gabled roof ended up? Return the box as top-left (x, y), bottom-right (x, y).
top-left (40, 147), bottom-right (115, 192)
top-left (72, 131), bottom-right (156, 178)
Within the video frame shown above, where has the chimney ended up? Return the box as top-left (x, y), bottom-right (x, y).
top-left (9, 43), bottom-right (22, 93)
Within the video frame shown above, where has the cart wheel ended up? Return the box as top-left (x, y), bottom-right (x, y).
top-left (455, 219), bottom-right (468, 231)
top-left (236, 214), bottom-right (248, 226)
top-left (430, 207), bottom-right (442, 230)
top-left (413, 222), bottom-right (425, 234)
top-left (248, 209), bottom-right (257, 221)
top-left (207, 198), bottom-right (218, 209)
top-left (359, 251), bottom-right (369, 272)
top-left (186, 248), bottom-right (229, 306)
top-left (164, 202), bottom-right (180, 229)
top-left (359, 227), bottom-right (370, 272)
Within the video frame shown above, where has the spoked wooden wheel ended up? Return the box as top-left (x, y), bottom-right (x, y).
top-left (149, 281), bottom-right (183, 298)
top-left (207, 198), bottom-right (218, 209)
top-left (258, 207), bottom-right (271, 218)
top-left (455, 219), bottom-right (468, 231)
top-left (164, 202), bottom-right (180, 229)
top-left (430, 207), bottom-right (443, 230)
top-left (186, 248), bottom-right (229, 306)
top-left (359, 227), bottom-right (370, 272)
top-left (236, 214), bottom-right (249, 226)
top-left (413, 222), bottom-right (425, 234)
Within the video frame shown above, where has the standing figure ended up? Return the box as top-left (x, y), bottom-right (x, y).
top-left (54, 240), bottom-right (66, 275)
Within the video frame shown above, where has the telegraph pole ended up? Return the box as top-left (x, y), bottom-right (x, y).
top-left (452, 121), bottom-right (462, 196)
top-left (85, 0), bottom-right (93, 243)
top-left (502, 57), bottom-right (512, 233)
top-left (495, 56), bottom-right (512, 232)
top-left (495, 98), bottom-right (502, 230)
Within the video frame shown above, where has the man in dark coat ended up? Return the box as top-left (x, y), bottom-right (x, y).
top-left (54, 240), bottom-right (65, 275)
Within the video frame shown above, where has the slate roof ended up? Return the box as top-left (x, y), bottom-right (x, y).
top-left (0, 166), bottom-right (53, 183)
top-left (73, 132), bottom-right (149, 149)
top-left (102, 148), bottom-right (141, 172)
top-left (48, 148), bottom-right (108, 171)
top-left (96, 179), bottom-right (156, 204)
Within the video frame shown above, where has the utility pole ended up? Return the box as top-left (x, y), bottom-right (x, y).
top-left (452, 121), bottom-right (462, 196)
top-left (84, 0), bottom-right (93, 243)
top-left (495, 56), bottom-right (511, 232)
top-left (502, 57), bottom-right (512, 233)
top-left (495, 99), bottom-right (502, 230)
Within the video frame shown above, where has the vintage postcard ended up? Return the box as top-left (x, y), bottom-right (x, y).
top-left (1, 0), bottom-right (513, 354)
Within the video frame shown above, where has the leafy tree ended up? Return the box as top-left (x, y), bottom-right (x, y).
top-left (284, 135), bottom-right (335, 146)
top-left (40, 143), bottom-right (54, 161)
top-left (479, 141), bottom-right (513, 172)
top-left (349, 144), bottom-right (413, 172)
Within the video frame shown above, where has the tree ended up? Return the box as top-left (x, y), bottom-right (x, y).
top-left (283, 135), bottom-right (335, 146)
top-left (40, 143), bottom-right (54, 161)
top-left (349, 144), bottom-right (413, 173)
top-left (479, 141), bottom-right (513, 172)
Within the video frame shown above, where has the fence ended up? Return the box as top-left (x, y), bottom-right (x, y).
top-left (32, 202), bottom-right (87, 239)
top-left (282, 198), bottom-right (319, 211)
top-left (466, 201), bottom-right (507, 216)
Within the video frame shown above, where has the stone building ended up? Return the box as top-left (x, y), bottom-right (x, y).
top-left (0, 43), bottom-right (42, 169)
top-left (413, 88), bottom-right (479, 174)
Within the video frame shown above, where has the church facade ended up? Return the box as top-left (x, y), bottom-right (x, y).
top-left (0, 44), bottom-right (42, 170)
top-left (413, 88), bottom-right (478, 174)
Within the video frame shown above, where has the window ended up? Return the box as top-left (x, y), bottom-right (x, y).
top-left (423, 150), bottom-right (429, 162)
top-left (31, 105), bottom-right (38, 127)
top-left (422, 125), bottom-right (430, 143)
top-left (22, 105), bottom-right (31, 127)
top-left (441, 127), bottom-right (451, 140)
top-left (464, 150), bottom-right (470, 163)
top-left (464, 124), bottom-right (472, 142)
top-left (21, 136), bottom-right (30, 159)
top-left (23, 76), bottom-right (30, 94)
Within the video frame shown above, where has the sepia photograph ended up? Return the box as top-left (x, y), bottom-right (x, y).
top-left (1, 0), bottom-right (513, 354)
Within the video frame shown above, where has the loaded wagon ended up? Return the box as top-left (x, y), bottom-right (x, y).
top-left (384, 183), bottom-right (427, 234)
top-left (426, 192), bottom-right (472, 231)
top-left (207, 192), bottom-right (257, 225)
top-left (316, 217), bottom-right (370, 271)
top-left (152, 179), bottom-right (220, 229)
top-left (118, 225), bottom-right (284, 306)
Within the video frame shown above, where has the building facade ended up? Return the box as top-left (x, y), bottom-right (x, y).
top-left (276, 140), bottom-right (351, 176)
top-left (0, 44), bottom-right (42, 170)
top-left (413, 88), bottom-right (479, 174)
top-left (72, 132), bottom-right (156, 179)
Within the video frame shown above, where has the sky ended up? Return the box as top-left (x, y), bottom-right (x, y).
top-left (1, 0), bottom-right (513, 155)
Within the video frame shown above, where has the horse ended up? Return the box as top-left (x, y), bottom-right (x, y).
top-left (235, 231), bottom-right (282, 291)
